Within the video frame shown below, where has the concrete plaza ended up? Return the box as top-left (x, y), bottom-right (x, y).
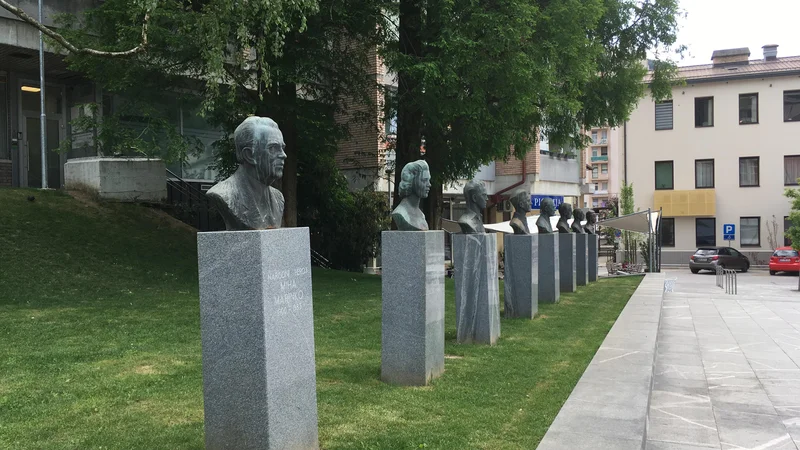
top-left (538, 270), bottom-right (800, 450)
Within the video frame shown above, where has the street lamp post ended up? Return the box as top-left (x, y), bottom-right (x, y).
top-left (38, 0), bottom-right (47, 189)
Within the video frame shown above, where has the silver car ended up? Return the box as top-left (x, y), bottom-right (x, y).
top-left (689, 247), bottom-right (750, 274)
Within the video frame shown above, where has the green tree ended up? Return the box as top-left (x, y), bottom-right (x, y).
top-left (17, 0), bottom-right (387, 227)
top-left (386, 0), bottom-right (684, 228)
top-left (620, 180), bottom-right (639, 264)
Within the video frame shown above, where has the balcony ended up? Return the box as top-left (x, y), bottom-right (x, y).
top-left (591, 155), bottom-right (609, 162)
top-left (653, 189), bottom-right (716, 217)
top-left (540, 156), bottom-right (580, 184)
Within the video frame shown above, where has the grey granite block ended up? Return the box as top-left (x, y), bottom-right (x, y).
top-left (538, 233), bottom-right (560, 304)
top-left (588, 234), bottom-right (599, 282)
top-left (575, 234), bottom-right (589, 286)
top-left (453, 233), bottom-right (500, 345)
top-left (503, 234), bottom-right (538, 319)
top-left (381, 231), bottom-right (445, 386)
top-left (559, 234), bottom-right (576, 293)
top-left (197, 228), bottom-right (318, 450)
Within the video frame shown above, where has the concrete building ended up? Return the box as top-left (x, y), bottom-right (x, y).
top-left (1, 1), bottom-right (223, 189)
top-left (626, 45), bottom-right (800, 265)
top-left (583, 126), bottom-right (624, 209)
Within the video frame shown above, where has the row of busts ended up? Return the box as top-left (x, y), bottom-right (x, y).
top-left (390, 160), bottom-right (598, 235)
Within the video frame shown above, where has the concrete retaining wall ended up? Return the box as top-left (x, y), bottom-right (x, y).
top-left (65, 157), bottom-right (167, 202)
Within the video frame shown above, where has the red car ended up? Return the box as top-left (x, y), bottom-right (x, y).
top-left (769, 247), bottom-right (800, 275)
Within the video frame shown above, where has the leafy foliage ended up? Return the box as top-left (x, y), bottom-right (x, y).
top-left (620, 181), bottom-right (640, 263)
top-left (386, 0), bottom-right (684, 227)
top-left (784, 188), bottom-right (800, 250)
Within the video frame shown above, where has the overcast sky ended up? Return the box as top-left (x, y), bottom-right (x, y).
top-left (673, 0), bottom-right (800, 66)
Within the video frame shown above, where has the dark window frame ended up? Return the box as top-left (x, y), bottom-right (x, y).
top-left (739, 156), bottom-right (760, 187)
top-left (785, 216), bottom-right (793, 247)
top-left (660, 218), bottom-right (675, 247)
top-left (740, 216), bottom-right (761, 247)
top-left (655, 160), bottom-right (674, 190)
top-left (784, 155), bottom-right (800, 186)
top-left (739, 93), bottom-right (759, 125)
top-left (696, 218), bottom-right (716, 247)
top-left (785, 90), bottom-right (800, 123)
top-left (695, 159), bottom-right (715, 189)
top-left (695, 96), bottom-right (715, 128)
top-left (655, 100), bottom-right (674, 131)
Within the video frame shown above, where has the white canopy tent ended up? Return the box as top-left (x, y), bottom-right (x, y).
top-left (597, 209), bottom-right (662, 273)
top-left (441, 216), bottom-right (587, 234)
top-left (598, 210), bottom-right (660, 234)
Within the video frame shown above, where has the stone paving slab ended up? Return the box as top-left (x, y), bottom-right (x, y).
top-left (645, 271), bottom-right (800, 450)
top-left (537, 273), bottom-right (664, 450)
top-left (540, 270), bottom-right (800, 450)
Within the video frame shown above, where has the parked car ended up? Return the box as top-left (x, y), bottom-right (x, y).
top-left (769, 247), bottom-right (800, 275)
top-left (689, 247), bottom-right (750, 274)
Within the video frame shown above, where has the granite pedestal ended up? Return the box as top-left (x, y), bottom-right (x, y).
top-left (588, 234), bottom-right (599, 282)
top-left (559, 234), bottom-right (576, 293)
top-left (503, 234), bottom-right (538, 319)
top-left (381, 231), bottom-right (445, 386)
top-left (537, 234), bottom-right (560, 304)
top-left (575, 234), bottom-right (589, 286)
top-left (197, 228), bottom-right (318, 450)
top-left (453, 233), bottom-right (500, 345)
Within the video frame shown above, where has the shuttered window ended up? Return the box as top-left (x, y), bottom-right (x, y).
top-left (655, 100), bottom-right (673, 130)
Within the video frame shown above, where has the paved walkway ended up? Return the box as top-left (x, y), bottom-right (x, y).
top-left (538, 270), bottom-right (800, 450)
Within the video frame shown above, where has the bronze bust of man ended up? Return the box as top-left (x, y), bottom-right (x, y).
top-left (207, 116), bottom-right (287, 230)
top-left (584, 210), bottom-right (599, 235)
top-left (536, 198), bottom-right (555, 234)
top-left (391, 160), bottom-right (431, 231)
top-left (571, 208), bottom-right (586, 234)
top-left (459, 180), bottom-right (487, 234)
top-left (509, 189), bottom-right (531, 235)
top-left (556, 203), bottom-right (573, 233)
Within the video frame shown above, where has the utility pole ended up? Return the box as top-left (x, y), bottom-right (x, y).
top-left (38, 0), bottom-right (47, 189)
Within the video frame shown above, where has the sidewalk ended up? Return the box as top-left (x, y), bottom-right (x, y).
top-left (538, 270), bottom-right (800, 450)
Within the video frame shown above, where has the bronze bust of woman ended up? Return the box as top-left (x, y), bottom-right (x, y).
top-left (391, 160), bottom-right (431, 231)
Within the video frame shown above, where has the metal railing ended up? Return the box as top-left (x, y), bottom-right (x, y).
top-left (716, 265), bottom-right (738, 295)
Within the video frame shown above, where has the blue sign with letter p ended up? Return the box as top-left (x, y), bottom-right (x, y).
top-left (723, 223), bottom-right (735, 241)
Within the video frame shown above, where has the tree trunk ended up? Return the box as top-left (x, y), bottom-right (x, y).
top-left (281, 83), bottom-right (299, 227)
top-left (392, 0), bottom-right (424, 211)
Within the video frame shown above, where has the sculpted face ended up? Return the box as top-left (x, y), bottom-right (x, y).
top-left (415, 169), bottom-right (432, 199)
top-left (541, 199), bottom-right (556, 216)
top-left (252, 127), bottom-right (287, 185)
top-left (587, 211), bottom-right (598, 224)
top-left (473, 184), bottom-right (487, 210)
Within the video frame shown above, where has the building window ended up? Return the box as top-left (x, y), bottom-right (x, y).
top-left (660, 218), bottom-right (675, 247)
top-left (592, 166), bottom-right (599, 178)
top-left (591, 131), bottom-right (598, 144)
top-left (655, 100), bottom-right (673, 130)
top-left (601, 130), bottom-right (607, 141)
top-left (739, 157), bottom-right (759, 187)
top-left (785, 155), bottom-right (800, 186)
top-left (592, 148), bottom-right (598, 157)
top-left (601, 147), bottom-right (608, 156)
top-left (785, 90), bottom-right (800, 122)
top-left (655, 161), bottom-right (674, 190)
top-left (601, 182), bottom-right (608, 191)
top-left (785, 216), bottom-right (793, 247)
top-left (601, 164), bottom-right (608, 174)
top-left (592, 199), bottom-right (599, 208)
top-left (739, 93), bottom-right (758, 124)
top-left (696, 218), bottom-right (716, 247)
top-left (695, 159), bottom-right (714, 189)
top-left (740, 217), bottom-right (760, 247)
top-left (695, 97), bottom-right (714, 127)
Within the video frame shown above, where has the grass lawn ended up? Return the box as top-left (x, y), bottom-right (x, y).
top-left (0, 188), bottom-right (642, 449)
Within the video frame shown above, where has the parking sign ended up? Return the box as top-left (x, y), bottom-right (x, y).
top-left (723, 223), bottom-right (735, 241)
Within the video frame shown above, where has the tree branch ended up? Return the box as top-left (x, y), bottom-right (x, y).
top-left (0, 0), bottom-right (149, 58)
